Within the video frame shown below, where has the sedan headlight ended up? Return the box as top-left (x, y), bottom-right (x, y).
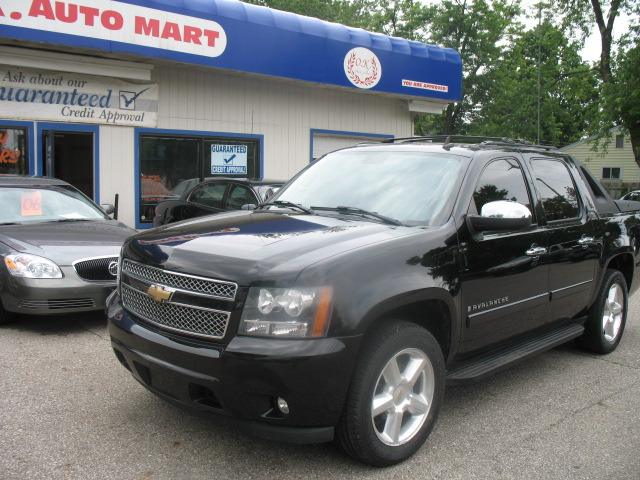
top-left (240, 286), bottom-right (332, 338)
top-left (4, 253), bottom-right (63, 279)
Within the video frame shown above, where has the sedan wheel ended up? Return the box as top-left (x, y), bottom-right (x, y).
top-left (0, 299), bottom-right (14, 325)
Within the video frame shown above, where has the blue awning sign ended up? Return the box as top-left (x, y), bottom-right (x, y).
top-left (0, 0), bottom-right (463, 103)
top-left (1, 0), bottom-right (228, 58)
top-left (211, 144), bottom-right (247, 175)
top-left (344, 48), bottom-right (382, 89)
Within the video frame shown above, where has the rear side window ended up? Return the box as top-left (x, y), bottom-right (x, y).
top-left (531, 158), bottom-right (579, 221)
top-left (227, 184), bottom-right (256, 209)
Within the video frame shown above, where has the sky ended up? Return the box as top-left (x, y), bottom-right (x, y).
top-left (579, 14), bottom-right (631, 62)
top-left (518, 0), bottom-right (632, 63)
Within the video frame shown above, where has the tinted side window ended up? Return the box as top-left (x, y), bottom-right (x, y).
top-left (531, 159), bottom-right (579, 221)
top-left (472, 158), bottom-right (532, 214)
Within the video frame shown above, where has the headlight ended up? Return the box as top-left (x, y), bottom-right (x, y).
top-left (5, 253), bottom-right (63, 279)
top-left (240, 286), bottom-right (332, 338)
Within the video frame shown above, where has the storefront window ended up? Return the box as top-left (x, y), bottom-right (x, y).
top-left (139, 134), bottom-right (260, 224)
top-left (0, 127), bottom-right (29, 175)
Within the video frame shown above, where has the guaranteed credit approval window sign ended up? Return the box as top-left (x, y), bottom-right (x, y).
top-left (1, 66), bottom-right (158, 127)
top-left (0, 0), bottom-right (227, 58)
top-left (211, 145), bottom-right (247, 175)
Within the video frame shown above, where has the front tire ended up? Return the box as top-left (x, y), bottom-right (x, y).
top-left (576, 269), bottom-right (627, 354)
top-left (336, 321), bottom-right (445, 466)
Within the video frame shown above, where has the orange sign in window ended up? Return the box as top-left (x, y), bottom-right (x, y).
top-left (21, 191), bottom-right (42, 216)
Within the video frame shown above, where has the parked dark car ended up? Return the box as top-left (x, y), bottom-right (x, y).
top-left (152, 178), bottom-right (283, 227)
top-left (108, 137), bottom-right (640, 466)
top-left (620, 190), bottom-right (640, 202)
top-left (0, 176), bottom-right (136, 324)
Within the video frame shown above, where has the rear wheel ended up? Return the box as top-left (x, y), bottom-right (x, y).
top-left (336, 321), bottom-right (445, 466)
top-left (576, 269), bottom-right (627, 354)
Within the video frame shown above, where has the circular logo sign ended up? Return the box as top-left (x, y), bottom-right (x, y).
top-left (108, 261), bottom-right (119, 277)
top-left (344, 48), bottom-right (382, 89)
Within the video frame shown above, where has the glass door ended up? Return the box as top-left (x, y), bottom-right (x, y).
top-left (41, 130), bottom-right (94, 199)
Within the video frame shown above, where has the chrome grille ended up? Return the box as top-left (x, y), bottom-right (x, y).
top-left (122, 259), bottom-right (237, 300)
top-left (19, 299), bottom-right (96, 310)
top-left (74, 256), bottom-right (119, 282)
top-left (121, 284), bottom-right (229, 339)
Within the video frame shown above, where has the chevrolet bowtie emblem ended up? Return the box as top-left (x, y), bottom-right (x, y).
top-left (147, 284), bottom-right (173, 303)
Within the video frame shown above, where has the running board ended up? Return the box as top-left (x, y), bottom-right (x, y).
top-left (446, 323), bottom-right (584, 385)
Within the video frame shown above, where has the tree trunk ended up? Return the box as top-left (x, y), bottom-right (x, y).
top-left (590, 0), bottom-right (620, 84)
top-left (629, 123), bottom-right (640, 169)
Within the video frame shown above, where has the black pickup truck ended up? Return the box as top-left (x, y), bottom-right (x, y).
top-left (107, 137), bottom-right (640, 466)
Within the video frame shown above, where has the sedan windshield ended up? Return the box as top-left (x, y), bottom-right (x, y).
top-left (271, 149), bottom-right (467, 225)
top-left (0, 186), bottom-right (108, 225)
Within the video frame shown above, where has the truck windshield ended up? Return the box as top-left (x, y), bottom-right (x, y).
top-left (271, 149), bottom-right (467, 225)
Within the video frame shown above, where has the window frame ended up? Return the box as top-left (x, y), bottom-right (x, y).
top-left (602, 166), bottom-right (622, 180)
top-left (135, 128), bottom-right (264, 228)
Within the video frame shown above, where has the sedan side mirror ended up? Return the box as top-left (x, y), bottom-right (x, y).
top-left (467, 200), bottom-right (532, 233)
top-left (101, 204), bottom-right (116, 216)
top-left (241, 204), bottom-right (257, 210)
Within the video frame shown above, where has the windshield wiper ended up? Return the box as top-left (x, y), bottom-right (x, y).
top-left (260, 200), bottom-right (316, 215)
top-left (311, 206), bottom-right (404, 226)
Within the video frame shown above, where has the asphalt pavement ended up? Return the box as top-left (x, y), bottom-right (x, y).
top-left (1, 294), bottom-right (638, 480)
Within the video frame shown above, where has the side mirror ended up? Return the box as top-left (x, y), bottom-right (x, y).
top-left (467, 200), bottom-right (532, 233)
top-left (101, 204), bottom-right (116, 216)
top-left (241, 204), bottom-right (257, 210)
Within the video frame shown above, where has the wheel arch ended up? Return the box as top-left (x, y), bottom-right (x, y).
top-left (604, 252), bottom-right (634, 291)
top-left (359, 289), bottom-right (455, 362)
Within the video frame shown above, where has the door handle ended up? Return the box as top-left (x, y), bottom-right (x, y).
top-left (526, 245), bottom-right (547, 256)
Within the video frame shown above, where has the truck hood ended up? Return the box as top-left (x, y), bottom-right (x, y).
top-left (0, 220), bottom-right (135, 265)
top-left (126, 210), bottom-right (421, 285)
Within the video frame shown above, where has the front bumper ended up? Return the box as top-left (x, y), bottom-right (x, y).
top-left (0, 266), bottom-right (115, 315)
top-left (107, 291), bottom-right (361, 444)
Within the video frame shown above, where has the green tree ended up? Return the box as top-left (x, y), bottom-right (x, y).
top-left (414, 0), bottom-right (524, 136)
top-left (358, 0), bottom-right (429, 40)
top-left (552, 0), bottom-right (640, 163)
top-left (606, 44), bottom-right (640, 163)
top-left (468, 19), bottom-right (598, 145)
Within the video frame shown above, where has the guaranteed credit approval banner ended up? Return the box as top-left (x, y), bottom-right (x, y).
top-left (0, 66), bottom-right (158, 127)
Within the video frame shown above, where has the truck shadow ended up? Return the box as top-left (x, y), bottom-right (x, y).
top-left (4, 309), bottom-right (107, 336)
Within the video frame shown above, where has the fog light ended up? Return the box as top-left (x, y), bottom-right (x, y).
top-left (277, 397), bottom-right (289, 414)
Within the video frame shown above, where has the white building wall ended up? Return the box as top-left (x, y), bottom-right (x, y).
top-left (99, 126), bottom-right (136, 223)
top-left (102, 64), bottom-right (413, 227)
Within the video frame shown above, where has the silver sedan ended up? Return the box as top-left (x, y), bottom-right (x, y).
top-left (0, 176), bottom-right (135, 323)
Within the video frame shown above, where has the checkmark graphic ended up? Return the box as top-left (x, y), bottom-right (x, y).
top-left (119, 88), bottom-right (150, 110)
top-left (224, 154), bottom-right (237, 164)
